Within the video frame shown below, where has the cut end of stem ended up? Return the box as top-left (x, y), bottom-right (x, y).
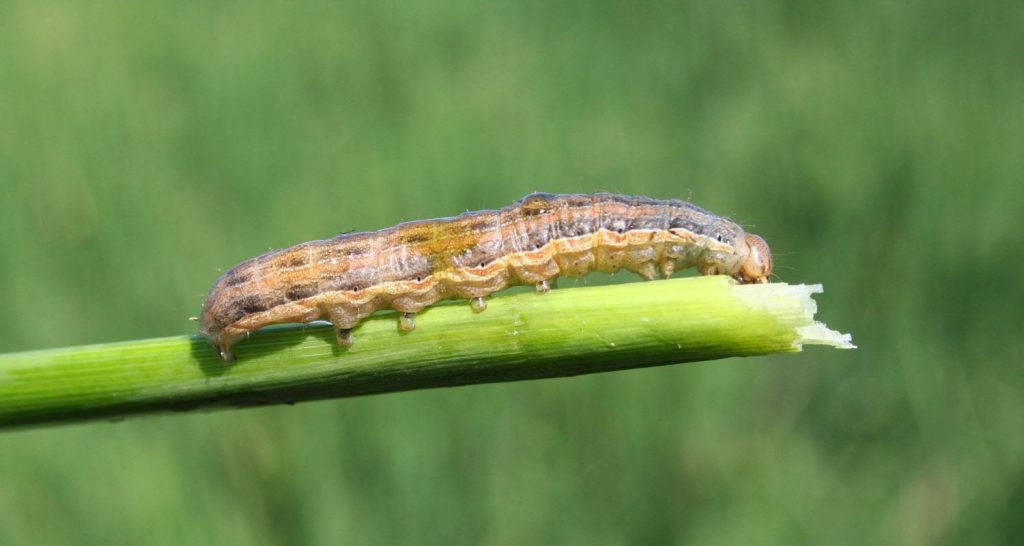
top-left (790, 284), bottom-right (856, 348)
top-left (793, 284), bottom-right (856, 350)
top-left (730, 281), bottom-right (856, 351)
top-left (795, 322), bottom-right (856, 350)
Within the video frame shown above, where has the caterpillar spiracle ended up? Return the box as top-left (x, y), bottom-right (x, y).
top-left (199, 192), bottom-right (773, 361)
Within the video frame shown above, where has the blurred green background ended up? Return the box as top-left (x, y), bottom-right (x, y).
top-left (1, 0), bottom-right (1021, 544)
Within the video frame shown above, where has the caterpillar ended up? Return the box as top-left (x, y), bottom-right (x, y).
top-left (199, 192), bottom-right (773, 361)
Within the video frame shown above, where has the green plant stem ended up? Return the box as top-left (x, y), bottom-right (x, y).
top-left (0, 276), bottom-right (853, 429)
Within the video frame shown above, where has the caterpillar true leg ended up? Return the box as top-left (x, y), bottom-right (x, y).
top-left (218, 345), bottom-right (235, 362)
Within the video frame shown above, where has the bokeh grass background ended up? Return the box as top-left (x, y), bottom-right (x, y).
top-left (1, 0), bottom-right (1022, 544)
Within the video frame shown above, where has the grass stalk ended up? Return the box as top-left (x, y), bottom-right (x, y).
top-left (0, 276), bottom-right (853, 429)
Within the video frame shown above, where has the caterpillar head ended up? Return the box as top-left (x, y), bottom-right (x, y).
top-left (698, 219), bottom-right (773, 285)
top-left (734, 233), bottom-right (773, 284)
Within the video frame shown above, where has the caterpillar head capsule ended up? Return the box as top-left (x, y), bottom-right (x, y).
top-left (735, 233), bottom-right (773, 284)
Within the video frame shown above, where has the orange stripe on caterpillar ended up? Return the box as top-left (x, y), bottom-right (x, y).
top-left (199, 192), bottom-right (773, 361)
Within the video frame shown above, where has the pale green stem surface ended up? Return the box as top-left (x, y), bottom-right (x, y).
top-left (0, 276), bottom-right (854, 429)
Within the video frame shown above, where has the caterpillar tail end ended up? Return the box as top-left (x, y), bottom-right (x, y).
top-left (218, 345), bottom-right (236, 362)
top-left (200, 328), bottom-right (237, 362)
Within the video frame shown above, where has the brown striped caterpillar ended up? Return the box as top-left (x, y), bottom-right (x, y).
top-left (200, 193), bottom-right (773, 361)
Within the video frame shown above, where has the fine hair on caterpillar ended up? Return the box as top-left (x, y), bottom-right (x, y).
top-left (199, 192), bottom-right (774, 361)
